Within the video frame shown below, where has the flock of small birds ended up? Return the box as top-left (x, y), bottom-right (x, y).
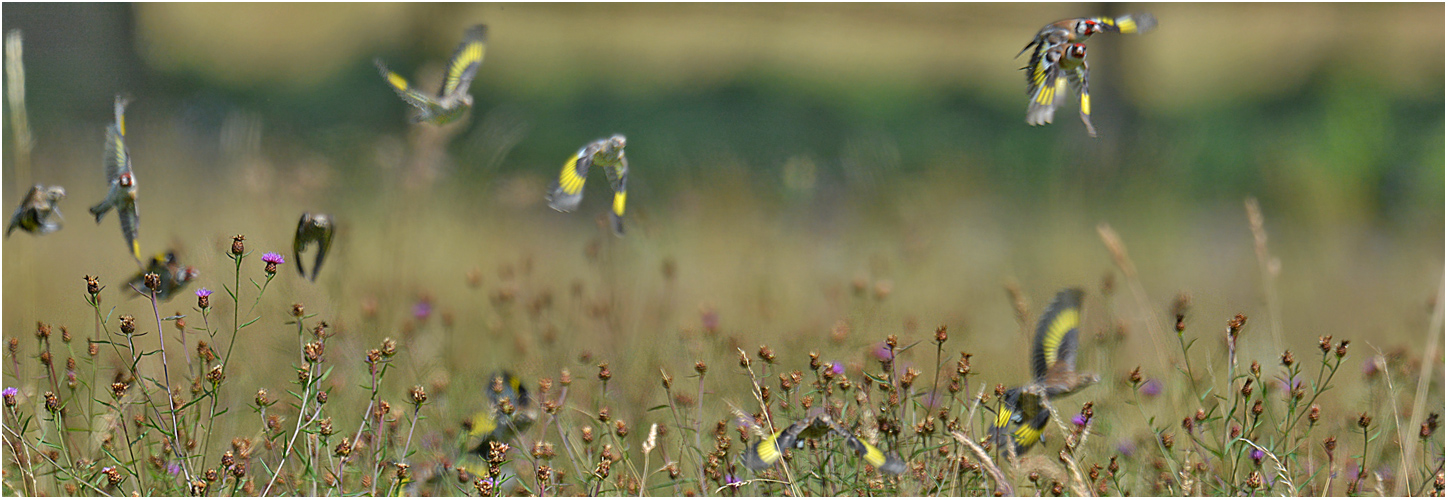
top-left (6, 13), bottom-right (1157, 476)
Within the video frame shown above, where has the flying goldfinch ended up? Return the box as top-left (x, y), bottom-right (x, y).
top-left (7, 185), bottom-right (66, 237)
top-left (1017, 13), bottom-right (1156, 69)
top-left (293, 212), bottom-right (335, 282)
top-left (743, 412), bottom-right (906, 475)
top-left (126, 251), bottom-right (199, 302)
top-left (89, 95), bottom-right (141, 262)
top-left (546, 134), bottom-right (628, 236)
top-left (1025, 43), bottom-right (1095, 137)
top-left (990, 288), bottom-right (1099, 455)
top-left (458, 371), bottom-right (537, 477)
top-left (376, 24), bottom-right (487, 126)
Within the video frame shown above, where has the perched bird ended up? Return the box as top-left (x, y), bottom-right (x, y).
top-left (743, 412), bottom-right (906, 475)
top-left (546, 134), bottom-right (628, 236)
top-left (458, 371), bottom-right (537, 476)
top-left (6, 185), bottom-right (66, 237)
top-left (89, 95), bottom-right (141, 262)
top-left (293, 212), bottom-right (335, 282)
top-left (1025, 43), bottom-right (1095, 137)
top-left (127, 251), bottom-right (200, 301)
top-left (1018, 13), bottom-right (1156, 136)
top-left (990, 288), bottom-right (1099, 455)
top-left (376, 24), bottom-right (487, 126)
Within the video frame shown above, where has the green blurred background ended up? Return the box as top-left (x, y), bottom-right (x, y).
top-left (1, 3), bottom-right (1442, 426)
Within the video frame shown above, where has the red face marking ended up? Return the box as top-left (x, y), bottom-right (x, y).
top-left (1069, 44), bottom-right (1087, 59)
top-left (118, 172), bottom-right (134, 188)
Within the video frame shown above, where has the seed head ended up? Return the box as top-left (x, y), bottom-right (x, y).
top-left (808, 351), bottom-right (821, 370)
top-left (35, 322), bottom-right (51, 339)
top-left (1322, 436), bottom-right (1336, 453)
top-left (1251, 400), bottom-right (1263, 416)
top-left (1319, 335), bottom-right (1333, 354)
top-left (380, 338), bottom-right (397, 357)
top-left (958, 352), bottom-right (973, 376)
top-left (935, 325), bottom-right (949, 344)
top-left (1128, 366), bottom-right (1142, 384)
top-left (206, 365), bottom-right (224, 384)
top-left (598, 362), bottom-right (611, 381)
top-left (1281, 350), bottom-right (1294, 367)
top-left (410, 386), bottom-right (427, 406)
top-left (1308, 404), bottom-right (1320, 424)
top-left (85, 275), bottom-right (102, 296)
top-left (1422, 413), bottom-right (1440, 439)
top-left (143, 272), bottom-right (161, 291)
top-left (43, 391), bottom-right (59, 412)
top-left (119, 315), bottom-right (136, 334)
top-left (1335, 340), bottom-right (1350, 358)
top-left (290, 303), bottom-right (304, 318)
top-left (230, 235), bottom-right (246, 256)
top-left (757, 345), bottom-right (775, 364)
top-left (255, 389), bottom-right (270, 407)
top-left (1160, 432), bottom-right (1173, 449)
top-left (1358, 412), bottom-right (1372, 429)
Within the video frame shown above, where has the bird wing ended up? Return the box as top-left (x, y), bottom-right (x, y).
top-left (831, 424), bottom-right (906, 475)
top-left (1031, 288), bottom-right (1085, 380)
top-left (440, 25), bottom-right (487, 98)
top-left (1066, 60), bottom-right (1096, 137)
top-left (603, 156), bottom-right (628, 235)
top-left (311, 218), bottom-right (334, 282)
top-left (118, 200), bottom-right (141, 262)
top-left (547, 145), bottom-right (594, 212)
top-left (376, 59), bottom-right (438, 112)
top-left (1095, 13), bottom-right (1157, 34)
top-left (1025, 45), bottom-right (1066, 126)
top-left (294, 213), bottom-right (312, 278)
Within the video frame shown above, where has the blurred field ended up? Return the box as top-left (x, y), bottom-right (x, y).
top-left (1, 2), bottom-right (1443, 496)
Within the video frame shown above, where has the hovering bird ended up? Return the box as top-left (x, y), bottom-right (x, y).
top-left (989, 288), bottom-right (1099, 455)
top-left (6, 185), bottom-right (66, 237)
top-left (127, 251), bottom-right (199, 302)
top-left (293, 212), bottom-right (335, 282)
top-left (1018, 13), bottom-right (1156, 136)
top-left (742, 411), bottom-right (906, 475)
top-left (376, 24), bottom-right (487, 126)
top-left (89, 95), bottom-right (141, 262)
top-left (1025, 43), bottom-right (1095, 137)
top-left (546, 134), bottom-right (628, 236)
top-left (457, 371), bottom-right (537, 477)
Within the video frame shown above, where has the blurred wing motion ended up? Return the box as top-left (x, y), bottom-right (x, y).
top-left (1092, 12), bottom-right (1157, 35)
top-left (742, 414), bottom-right (904, 475)
top-left (127, 251), bottom-right (199, 301)
top-left (834, 426), bottom-right (907, 475)
top-left (547, 146), bottom-right (593, 213)
top-left (989, 387), bottom-right (1051, 455)
top-left (458, 371), bottom-right (537, 477)
top-left (1031, 288), bottom-right (1085, 381)
top-left (293, 212), bottom-right (335, 282)
top-left (602, 155), bottom-right (628, 236)
top-left (376, 24), bottom-right (485, 125)
top-left (7, 185), bottom-right (66, 237)
top-left (89, 95), bottom-right (141, 261)
top-left (440, 25), bottom-right (487, 99)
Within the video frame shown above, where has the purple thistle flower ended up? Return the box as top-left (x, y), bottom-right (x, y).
top-left (2, 387), bottom-right (17, 397)
top-left (413, 300), bottom-right (432, 321)
top-left (167, 462), bottom-right (182, 475)
top-left (1116, 439), bottom-right (1136, 457)
top-left (1140, 379), bottom-right (1163, 398)
top-left (724, 473), bottom-right (742, 487)
top-left (1072, 414), bottom-right (1089, 427)
top-left (196, 288), bottom-right (212, 298)
top-left (872, 342), bottom-right (894, 361)
top-left (1250, 448), bottom-right (1265, 461)
top-left (261, 252), bottom-right (285, 265)
top-left (700, 309), bottom-right (720, 332)
top-left (829, 362), bottom-right (845, 376)
top-left (1362, 358), bottom-right (1380, 378)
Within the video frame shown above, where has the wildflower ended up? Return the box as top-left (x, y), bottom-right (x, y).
top-left (261, 252), bottom-right (284, 276)
top-left (873, 342), bottom-right (894, 362)
top-left (723, 473), bottom-right (742, 488)
top-left (1073, 414), bottom-right (1090, 427)
top-left (43, 391), bottom-right (59, 412)
top-left (1362, 358), bottom-right (1380, 378)
top-left (255, 389), bottom-right (270, 407)
top-left (1358, 413), bottom-right (1372, 429)
top-left (230, 235), bottom-right (245, 256)
top-left (196, 288), bottom-right (211, 310)
top-left (1308, 404), bottom-right (1320, 424)
top-left (598, 362), bottom-right (611, 381)
top-left (2, 387), bottom-right (16, 407)
top-left (1280, 350), bottom-right (1294, 367)
top-left (119, 315), bottom-right (136, 334)
top-left (757, 345), bottom-right (775, 364)
top-left (808, 351), bottom-right (821, 370)
top-left (1140, 379), bottom-right (1162, 398)
top-left (380, 338), bottom-right (397, 357)
top-left (935, 325), bottom-right (949, 344)
top-left (694, 361), bottom-right (707, 375)
top-left (830, 362), bottom-right (845, 376)
top-left (410, 386), bottom-right (427, 406)
top-left (413, 300), bottom-right (432, 321)
top-left (1335, 340), bottom-right (1349, 358)
top-left (1250, 448), bottom-right (1265, 464)
top-left (85, 275), bottom-right (102, 296)
top-left (143, 272), bottom-right (161, 291)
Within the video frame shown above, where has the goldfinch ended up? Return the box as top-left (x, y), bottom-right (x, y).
top-left (89, 95), bottom-right (141, 262)
top-left (293, 212), bottom-right (335, 282)
top-left (1017, 13), bottom-right (1157, 69)
top-left (458, 371), bottom-right (537, 477)
top-left (126, 251), bottom-right (199, 302)
top-left (989, 288), bottom-right (1099, 455)
top-left (546, 134), bottom-right (628, 236)
top-left (376, 24), bottom-right (487, 126)
top-left (1025, 43), bottom-right (1095, 137)
top-left (743, 412), bottom-right (905, 475)
top-left (6, 185), bottom-right (66, 237)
